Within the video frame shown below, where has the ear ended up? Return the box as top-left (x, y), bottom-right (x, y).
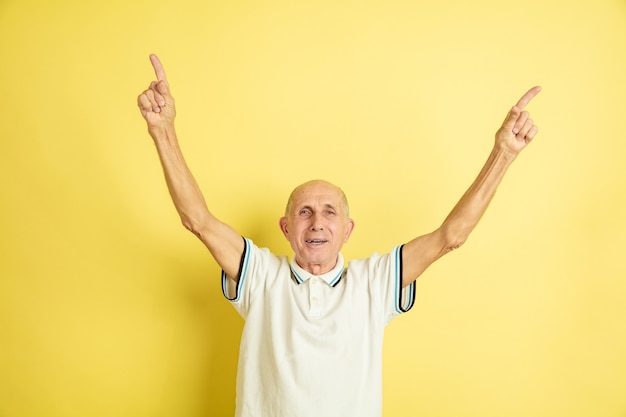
top-left (279, 217), bottom-right (289, 239)
top-left (343, 219), bottom-right (355, 243)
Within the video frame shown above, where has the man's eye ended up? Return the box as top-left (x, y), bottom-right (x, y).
top-left (299, 209), bottom-right (311, 216)
top-left (326, 210), bottom-right (336, 215)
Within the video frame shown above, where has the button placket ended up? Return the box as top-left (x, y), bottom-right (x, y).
top-left (309, 277), bottom-right (322, 317)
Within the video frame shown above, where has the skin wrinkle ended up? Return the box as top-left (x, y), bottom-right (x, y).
top-left (284, 180), bottom-right (350, 219)
top-left (279, 180), bottom-right (355, 276)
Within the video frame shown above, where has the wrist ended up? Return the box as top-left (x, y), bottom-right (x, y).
top-left (149, 122), bottom-right (177, 145)
top-left (493, 141), bottom-right (519, 163)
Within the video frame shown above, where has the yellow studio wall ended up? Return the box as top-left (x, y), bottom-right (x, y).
top-left (1, 0), bottom-right (625, 416)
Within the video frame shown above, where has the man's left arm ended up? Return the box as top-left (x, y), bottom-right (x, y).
top-left (401, 86), bottom-right (542, 288)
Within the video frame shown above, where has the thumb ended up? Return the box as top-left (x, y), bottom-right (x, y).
top-left (501, 106), bottom-right (520, 131)
top-left (155, 79), bottom-right (171, 99)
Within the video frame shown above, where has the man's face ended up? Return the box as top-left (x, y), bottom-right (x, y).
top-left (279, 181), bottom-right (354, 275)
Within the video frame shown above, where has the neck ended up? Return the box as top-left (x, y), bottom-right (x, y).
top-left (296, 258), bottom-right (339, 276)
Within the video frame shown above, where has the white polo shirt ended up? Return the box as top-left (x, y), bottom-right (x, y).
top-left (222, 238), bottom-right (415, 417)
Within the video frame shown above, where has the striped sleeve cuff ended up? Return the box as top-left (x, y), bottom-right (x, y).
top-left (221, 237), bottom-right (250, 302)
top-left (394, 245), bottom-right (416, 314)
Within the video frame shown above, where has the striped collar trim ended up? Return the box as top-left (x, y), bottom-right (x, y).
top-left (289, 253), bottom-right (345, 287)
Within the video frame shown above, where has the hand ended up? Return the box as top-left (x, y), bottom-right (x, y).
top-left (495, 86), bottom-right (541, 155)
top-left (137, 54), bottom-right (176, 134)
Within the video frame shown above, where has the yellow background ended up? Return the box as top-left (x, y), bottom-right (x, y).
top-left (1, 0), bottom-right (625, 416)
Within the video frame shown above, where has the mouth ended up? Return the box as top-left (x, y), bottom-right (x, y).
top-left (305, 239), bottom-right (328, 245)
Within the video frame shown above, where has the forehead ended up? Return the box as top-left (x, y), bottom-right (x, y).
top-left (291, 182), bottom-right (345, 209)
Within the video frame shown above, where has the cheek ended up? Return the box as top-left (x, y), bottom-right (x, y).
top-left (289, 223), bottom-right (306, 238)
top-left (334, 227), bottom-right (347, 242)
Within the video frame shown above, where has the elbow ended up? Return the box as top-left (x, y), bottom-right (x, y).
top-left (182, 219), bottom-right (202, 239)
top-left (439, 225), bottom-right (469, 255)
top-left (441, 239), bottom-right (465, 256)
top-left (181, 215), bottom-right (210, 241)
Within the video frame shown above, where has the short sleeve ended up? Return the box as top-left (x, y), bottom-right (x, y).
top-left (356, 245), bottom-right (416, 325)
top-left (220, 238), bottom-right (283, 319)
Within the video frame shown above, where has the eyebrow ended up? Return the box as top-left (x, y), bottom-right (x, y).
top-left (297, 203), bottom-right (338, 212)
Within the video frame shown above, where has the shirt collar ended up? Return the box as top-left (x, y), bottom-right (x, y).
top-left (289, 253), bottom-right (345, 287)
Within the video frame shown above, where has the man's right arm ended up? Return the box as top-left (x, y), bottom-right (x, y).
top-left (137, 54), bottom-right (244, 280)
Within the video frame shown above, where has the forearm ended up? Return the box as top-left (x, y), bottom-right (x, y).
top-left (439, 143), bottom-right (516, 248)
top-left (401, 144), bottom-right (516, 286)
top-left (150, 125), bottom-right (214, 237)
top-left (148, 125), bottom-right (244, 278)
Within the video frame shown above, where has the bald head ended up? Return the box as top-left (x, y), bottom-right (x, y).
top-left (284, 180), bottom-right (350, 218)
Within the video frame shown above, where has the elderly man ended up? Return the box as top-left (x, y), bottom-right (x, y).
top-left (137, 54), bottom-right (540, 417)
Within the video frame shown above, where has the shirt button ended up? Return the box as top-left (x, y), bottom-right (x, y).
top-left (312, 297), bottom-right (319, 302)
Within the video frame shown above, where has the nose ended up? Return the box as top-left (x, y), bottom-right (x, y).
top-left (310, 213), bottom-right (324, 231)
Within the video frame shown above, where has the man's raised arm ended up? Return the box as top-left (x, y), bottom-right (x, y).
top-left (137, 54), bottom-right (244, 280)
top-left (401, 87), bottom-right (542, 288)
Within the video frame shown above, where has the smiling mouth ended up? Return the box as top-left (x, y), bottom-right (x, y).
top-left (305, 239), bottom-right (327, 245)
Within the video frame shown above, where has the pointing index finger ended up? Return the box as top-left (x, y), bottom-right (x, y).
top-left (149, 54), bottom-right (167, 82)
top-left (514, 86), bottom-right (542, 110)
